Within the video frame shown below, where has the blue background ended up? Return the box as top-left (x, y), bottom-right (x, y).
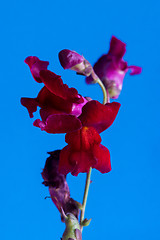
top-left (1, 0), bottom-right (160, 239)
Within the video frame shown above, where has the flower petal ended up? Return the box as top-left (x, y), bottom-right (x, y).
top-left (59, 127), bottom-right (111, 176)
top-left (71, 97), bottom-right (88, 117)
top-left (40, 70), bottom-right (81, 102)
top-left (24, 56), bottom-right (49, 83)
top-left (93, 144), bottom-right (111, 173)
top-left (108, 36), bottom-right (126, 59)
top-left (37, 86), bottom-right (72, 113)
top-left (59, 146), bottom-right (96, 176)
top-left (33, 114), bottom-right (82, 134)
top-left (128, 65), bottom-right (142, 75)
top-left (39, 108), bottom-right (64, 122)
top-left (21, 97), bottom-right (38, 118)
top-left (79, 100), bottom-right (121, 133)
top-left (42, 150), bottom-right (66, 187)
top-left (58, 146), bottom-right (74, 175)
top-left (65, 127), bottom-right (101, 150)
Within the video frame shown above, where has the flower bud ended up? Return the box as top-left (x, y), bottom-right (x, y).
top-left (59, 49), bottom-right (92, 76)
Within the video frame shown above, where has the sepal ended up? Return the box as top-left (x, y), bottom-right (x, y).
top-left (81, 218), bottom-right (92, 227)
top-left (62, 214), bottom-right (82, 240)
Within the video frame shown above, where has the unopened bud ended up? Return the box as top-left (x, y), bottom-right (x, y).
top-left (59, 49), bottom-right (92, 77)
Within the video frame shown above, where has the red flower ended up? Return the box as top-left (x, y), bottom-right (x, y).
top-left (59, 101), bottom-right (121, 176)
top-left (21, 57), bottom-right (88, 134)
top-left (22, 56), bottom-right (121, 176)
top-left (59, 127), bottom-right (111, 176)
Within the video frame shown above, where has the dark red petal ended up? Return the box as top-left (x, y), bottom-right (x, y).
top-left (108, 36), bottom-right (126, 59)
top-left (24, 56), bottom-right (38, 68)
top-left (65, 127), bottom-right (101, 150)
top-left (40, 108), bottom-right (64, 122)
top-left (58, 146), bottom-right (75, 175)
top-left (39, 70), bottom-right (80, 102)
top-left (79, 100), bottom-right (121, 133)
top-left (59, 146), bottom-right (96, 176)
top-left (93, 144), bottom-right (111, 173)
top-left (37, 86), bottom-right (72, 113)
top-left (33, 119), bottom-right (46, 129)
top-left (33, 114), bottom-right (82, 134)
top-left (128, 66), bottom-right (142, 75)
top-left (25, 56), bottom-right (49, 83)
top-left (21, 97), bottom-right (38, 118)
top-left (70, 151), bottom-right (96, 176)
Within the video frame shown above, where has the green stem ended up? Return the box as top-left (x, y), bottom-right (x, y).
top-left (96, 78), bottom-right (108, 104)
top-left (91, 71), bottom-right (109, 104)
top-left (80, 71), bottom-right (109, 233)
top-left (80, 167), bottom-right (92, 231)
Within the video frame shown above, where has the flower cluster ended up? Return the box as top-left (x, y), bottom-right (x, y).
top-left (21, 36), bottom-right (141, 238)
top-left (21, 55), bottom-right (120, 176)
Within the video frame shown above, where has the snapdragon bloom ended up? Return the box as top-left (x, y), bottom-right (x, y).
top-left (86, 36), bottom-right (142, 99)
top-left (21, 57), bottom-right (87, 133)
top-left (21, 56), bottom-right (121, 176)
top-left (59, 100), bottom-right (121, 176)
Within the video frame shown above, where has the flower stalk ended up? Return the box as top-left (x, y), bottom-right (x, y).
top-left (21, 35), bottom-right (140, 240)
top-left (80, 77), bottom-right (109, 233)
top-left (91, 71), bottom-right (109, 104)
top-left (80, 167), bottom-right (92, 231)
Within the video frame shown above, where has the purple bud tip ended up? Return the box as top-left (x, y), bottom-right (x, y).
top-left (59, 49), bottom-right (84, 69)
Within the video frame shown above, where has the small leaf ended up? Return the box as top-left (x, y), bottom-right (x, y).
top-left (81, 218), bottom-right (92, 227)
top-left (75, 201), bottom-right (83, 210)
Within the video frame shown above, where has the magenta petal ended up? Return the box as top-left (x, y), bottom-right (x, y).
top-left (71, 97), bottom-right (88, 117)
top-left (59, 49), bottom-right (84, 69)
top-left (108, 36), bottom-right (126, 59)
top-left (33, 119), bottom-right (46, 129)
top-left (33, 114), bottom-right (82, 133)
top-left (21, 97), bottom-right (38, 118)
top-left (25, 56), bottom-right (49, 83)
top-left (128, 65), bottom-right (142, 75)
top-left (79, 100), bottom-right (121, 133)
